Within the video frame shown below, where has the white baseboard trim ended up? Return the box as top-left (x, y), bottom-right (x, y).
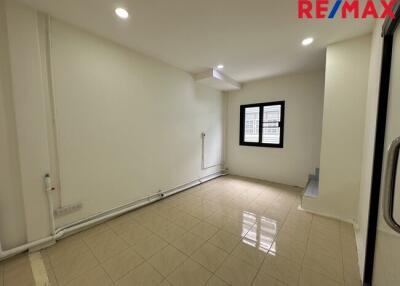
top-left (298, 205), bottom-right (355, 225)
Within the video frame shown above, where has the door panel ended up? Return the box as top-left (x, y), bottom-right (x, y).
top-left (373, 23), bottom-right (400, 286)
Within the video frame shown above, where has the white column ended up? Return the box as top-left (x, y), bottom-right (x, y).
top-left (5, 0), bottom-right (52, 242)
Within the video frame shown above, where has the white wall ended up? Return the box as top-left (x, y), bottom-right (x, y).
top-left (225, 71), bottom-right (325, 187)
top-left (356, 21), bottom-right (383, 277)
top-left (303, 35), bottom-right (372, 222)
top-left (41, 19), bottom-right (225, 226)
top-left (0, 0), bottom-right (27, 249)
top-left (0, 0), bottom-right (225, 247)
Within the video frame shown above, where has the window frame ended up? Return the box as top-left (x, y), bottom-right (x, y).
top-left (239, 101), bottom-right (285, 148)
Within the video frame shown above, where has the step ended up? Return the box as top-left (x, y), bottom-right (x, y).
top-left (304, 178), bottom-right (319, 198)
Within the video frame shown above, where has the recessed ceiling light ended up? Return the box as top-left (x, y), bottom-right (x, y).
top-left (302, 37), bottom-right (314, 46)
top-left (217, 64), bottom-right (224, 70)
top-left (115, 7), bottom-right (129, 19)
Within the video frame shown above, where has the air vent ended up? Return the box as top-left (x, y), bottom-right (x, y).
top-left (194, 69), bottom-right (241, 91)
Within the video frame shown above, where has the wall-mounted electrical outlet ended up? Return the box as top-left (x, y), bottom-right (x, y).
top-left (54, 202), bottom-right (82, 217)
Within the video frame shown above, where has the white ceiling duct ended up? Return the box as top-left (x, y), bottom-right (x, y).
top-left (194, 69), bottom-right (241, 91)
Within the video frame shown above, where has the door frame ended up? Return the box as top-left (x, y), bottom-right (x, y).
top-left (363, 5), bottom-right (400, 285)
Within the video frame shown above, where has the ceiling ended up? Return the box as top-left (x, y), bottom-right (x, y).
top-left (18, 0), bottom-right (375, 82)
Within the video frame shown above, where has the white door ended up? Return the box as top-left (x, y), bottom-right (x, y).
top-left (372, 19), bottom-right (400, 286)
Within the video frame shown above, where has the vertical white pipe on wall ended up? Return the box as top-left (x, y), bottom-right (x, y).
top-left (42, 14), bottom-right (63, 209)
top-left (44, 174), bottom-right (56, 235)
top-left (201, 132), bottom-right (224, 170)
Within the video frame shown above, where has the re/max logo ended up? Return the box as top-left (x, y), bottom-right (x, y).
top-left (298, 0), bottom-right (396, 19)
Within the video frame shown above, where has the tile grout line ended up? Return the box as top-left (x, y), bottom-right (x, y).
top-left (161, 182), bottom-right (290, 285)
top-left (0, 262), bottom-right (3, 286)
top-left (248, 199), bottom-right (294, 286)
top-left (303, 215), bottom-right (347, 285)
top-left (105, 210), bottom-right (172, 283)
top-left (98, 198), bottom-right (206, 284)
top-left (162, 198), bottom-right (244, 285)
top-left (122, 208), bottom-right (213, 284)
top-left (300, 210), bottom-right (315, 285)
top-left (102, 221), bottom-right (150, 285)
top-left (32, 178), bottom-right (339, 286)
top-left (211, 199), bottom-right (278, 286)
top-left (246, 198), bottom-right (275, 286)
top-left (161, 214), bottom-right (219, 285)
top-left (44, 251), bottom-right (61, 286)
top-left (108, 214), bottom-right (181, 285)
top-left (197, 216), bottom-right (241, 286)
top-left (29, 252), bottom-right (51, 286)
top-left (80, 228), bottom-right (116, 285)
top-left (339, 223), bottom-right (347, 286)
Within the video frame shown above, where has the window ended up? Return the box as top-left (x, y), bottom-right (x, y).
top-left (240, 101), bottom-right (285, 148)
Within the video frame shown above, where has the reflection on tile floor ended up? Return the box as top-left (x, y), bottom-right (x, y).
top-left (0, 175), bottom-right (362, 286)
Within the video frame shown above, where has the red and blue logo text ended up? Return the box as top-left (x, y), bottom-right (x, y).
top-left (298, 0), bottom-right (397, 19)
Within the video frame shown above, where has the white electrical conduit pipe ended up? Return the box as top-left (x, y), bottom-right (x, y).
top-left (45, 174), bottom-right (56, 235)
top-left (201, 132), bottom-right (224, 170)
top-left (45, 14), bottom-right (63, 208)
top-left (0, 171), bottom-right (227, 261)
top-left (54, 192), bottom-right (164, 237)
top-left (0, 174), bottom-right (62, 261)
top-left (54, 171), bottom-right (227, 236)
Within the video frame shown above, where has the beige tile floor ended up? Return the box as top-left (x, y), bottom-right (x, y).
top-left (0, 175), bottom-right (361, 286)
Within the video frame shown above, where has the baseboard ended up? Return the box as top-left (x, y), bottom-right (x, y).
top-left (227, 172), bottom-right (305, 190)
top-left (298, 205), bottom-right (355, 225)
top-left (29, 240), bottom-right (55, 253)
top-left (163, 170), bottom-right (228, 197)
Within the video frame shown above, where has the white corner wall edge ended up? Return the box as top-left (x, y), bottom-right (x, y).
top-left (0, 170), bottom-right (228, 261)
top-left (194, 69), bottom-right (241, 91)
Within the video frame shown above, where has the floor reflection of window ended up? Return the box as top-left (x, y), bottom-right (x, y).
top-left (241, 211), bottom-right (257, 237)
top-left (268, 242), bottom-right (277, 256)
top-left (242, 212), bottom-right (277, 253)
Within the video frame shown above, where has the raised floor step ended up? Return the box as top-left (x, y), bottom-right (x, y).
top-left (304, 178), bottom-right (319, 198)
